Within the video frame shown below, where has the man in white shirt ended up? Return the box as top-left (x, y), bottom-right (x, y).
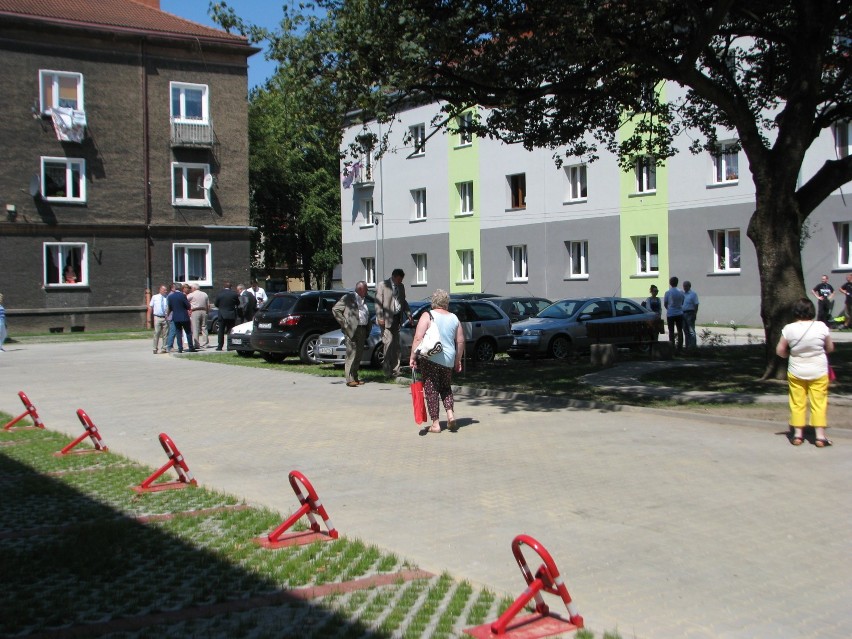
top-left (148, 284), bottom-right (169, 354)
top-left (250, 280), bottom-right (268, 308)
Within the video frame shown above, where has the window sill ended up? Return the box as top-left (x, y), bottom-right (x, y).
top-left (173, 201), bottom-right (211, 208)
top-left (565, 274), bottom-right (590, 281)
top-left (505, 207), bottom-right (527, 212)
top-left (454, 142), bottom-right (473, 149)
top-left (410, 217), bottom-right (427, 223)
top-left (563, 198), bottom-right (588, 205)
top-left (359, 223), bottom-right (375, 229)
top-left (706, 181), bottom-right (738, 188)
top-left (509, 278), bottom-right (529, 284)
top-left (708, 270), bottom-right (741, 276)
top-left (628, 191), bottom-right (656, 198)
top-left (630, 272), bottom-right (659, 278)
top-left (456, 212), bottom-right (474, 218)
top-left (44, 198), bottom-right (86, 205)
top-left (408, 152), bottom-right (425, 159)
top-left (456, 280), bottom-right (475, 285)
top-left (412, 282), bottom-right (428, 287)
top-left (45, 283), bottom-right (89, 289)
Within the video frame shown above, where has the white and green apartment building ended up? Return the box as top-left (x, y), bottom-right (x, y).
top-left (339, 93), bottom-right (852, 328)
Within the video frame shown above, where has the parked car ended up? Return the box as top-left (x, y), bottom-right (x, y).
top-left (251, 290), bottom-right (375, 364)
top-left (316, 299), bottom-right (512, 366)
top-left (420, 292), bottom-right (499, 301)
top-left (226, 320), bottom-right (254, 356)
top-left (489, 296), bottom-right (553, 323)
top-left (508, 297), bottom-right (661, 360)
top-left (206, 308), bottom-right (219, 335)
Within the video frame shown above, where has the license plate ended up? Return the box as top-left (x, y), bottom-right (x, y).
top-left (319, 347), bottom-right (333, 355)
top-left (258, 323), bottom-right (271, 329)
top-left (231, 338), bottom-right (242, 344)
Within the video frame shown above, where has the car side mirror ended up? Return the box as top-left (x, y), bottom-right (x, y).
top-left (579, 314), bottom-right (592, 322)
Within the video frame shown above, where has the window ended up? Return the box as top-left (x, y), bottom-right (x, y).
top-left (510, 245), bottom-right (528, 281)
top-left (362, 257), bottom-right (376, 286)
top-left (170, 82), bottom-right (208, 123)
top-left (411, 189), bottom-right (427, 220)
top-left (508, 173), bottom-right (526, 209)
top-left (712, 142), bottom-right (739, 184)
top-left (839, 223), bottom-right (852, 267)
top-left (173, 243), bottom-right (212, 286)
top-left (41, 157), bottom-right (85, 202)
top-left (713, 229), bottom-right (741, 273)
top-left (565, 164), bottom-right (588, 201)
top-left (413, 254), bottom-right (427, 284)
top-left (635, 157), bottom-right (656, 193)
top-left (634, 235), bottom-right (659, 274)
top-left (458, 112), bottom-right (473, 146)
top-left (360, 197), bottom-right (375, 225)
top-left (566, 240), bottom-right (589, 278)
top-left (410, 124), bottom-right (426, 155)
top-left (834, 121), bottom-right (851, 159)
top-left (39, 70), bottom-right (83, 113)
top-left (44, 242), bottom-right (87, 286)
top-left (459, 250), bottom-right (475, 283)
top-left (458, 181), bottom-right (474, 215)
top-left (172, 163), bottom-right (210, 206)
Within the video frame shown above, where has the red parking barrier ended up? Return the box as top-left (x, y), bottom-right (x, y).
top-left (464, 534), bottom-right (583, 638)
top-left (3, 391), bottom-right (45, 431)
top-left (253, 470), bottom-right (338, 548)
top-left (132, 433), bottom-right (197, 493)
top-left (54, 409), bottom-right (109, 456)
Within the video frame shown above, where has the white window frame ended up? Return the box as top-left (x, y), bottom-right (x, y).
top-left (566, 240), bottom-right (589, 279)
top-left (634, 235), bottom-right (659, 274)
top-left (39, 70), bottom-right (84, 113)
top-left (410, 123), bottom-right (426, 156)
top-left (44, 242), bottom-right (88, 287)
top-left (172, 243), bottom-right (212, 286)
top-left (713, 229), bottom-right (742, 273)
top-left (635, 157), bottom-right (656, 194)
top-left (834, 121), bottom-right (851, 159)
top-left (411, 188), bottom-right (427, 220)
top-left (362, 257), bottom-right (376, 287)
top-left (413, 253), bottom-right (428, 285)
top-left (510, 245), bottom-right (528, 282)
top-left (41, 157), bottom-right (86, 203)
top-left (172, 162), bottom-right (211, 207)
top-left (565, 164), bottom-right (588, 202)
top-left (170, 82), bottom-right (209, 124)
top-left (459, 250), bottom-right (475, 283)
top-left (458, 112), bottom-right (473, 146)
top-left (458, 181), bottom-right (474, 216)
top-left (508, 173), bottom-right (526, 209)
top-left (360, 197), bottom-right (375, 226)
top-left (711, 142), bottom-right (740, 184)
top-left (838, 222), bottom-right (852, 268)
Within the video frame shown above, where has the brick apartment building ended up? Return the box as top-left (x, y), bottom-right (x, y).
top-left (0, 0), bottom-right (257, 332)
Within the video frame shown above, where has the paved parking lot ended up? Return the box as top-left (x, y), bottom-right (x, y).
top-left (1, 340), bottom-right (850, 638)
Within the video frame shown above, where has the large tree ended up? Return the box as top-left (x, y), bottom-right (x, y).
top-left (284, 0), bottom-right (851, 377)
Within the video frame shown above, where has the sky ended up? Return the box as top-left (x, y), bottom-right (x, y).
top-left (159, 0), bottom-right (287, 88)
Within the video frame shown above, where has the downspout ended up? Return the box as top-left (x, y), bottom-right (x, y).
top-left (142, 38), bottom-right (153, 328)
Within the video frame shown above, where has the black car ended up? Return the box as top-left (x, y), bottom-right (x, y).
top-left (250, 290), bottom-right (374, 364)
top-left (490, 296), bottom-right (553, 323)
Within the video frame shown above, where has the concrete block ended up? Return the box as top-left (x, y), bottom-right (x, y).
top-left (651, 341), bottom-right (673, 360)
top-left (590, 343), bottom-right (617, 368)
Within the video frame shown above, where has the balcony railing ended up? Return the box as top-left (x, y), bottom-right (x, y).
top-left (170, 119), bottom-right (215, 147)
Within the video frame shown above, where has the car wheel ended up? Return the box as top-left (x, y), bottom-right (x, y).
top-left (261, 352), bottom-right (285, 363)
top-left (371, 343), bottom-right (385, 368)
top-left (210, 318), bottom-right (220, 334)
top-left (548, 335), bottom-right (572, 360)
top-left (299, 334), bottom-right (321, 364)
top-left (473, 338), bottom-right (496, 362)
top-left (236, 350), bottom-right (254, 358)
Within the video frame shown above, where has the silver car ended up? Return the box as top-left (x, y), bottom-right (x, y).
top-left (316, 299), bottom-right (512, 366)
top-left (508, 297), bottom-right (661, 359)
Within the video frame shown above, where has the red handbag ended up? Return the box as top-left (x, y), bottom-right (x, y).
top-left (411, 370), bottom-right (427, 424)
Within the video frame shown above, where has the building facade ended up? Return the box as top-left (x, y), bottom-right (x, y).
top-left (340, 95), bottom-right (852, 328)
top-left (0, 0), bottom-right (257, 331)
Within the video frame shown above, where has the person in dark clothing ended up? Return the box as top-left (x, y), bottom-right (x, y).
top-left (811, 274), bottom-right (835, 326)
top-left (238, 283), bottom-right (257, 322)
top-left (167, 284), bottom-right (195, 353)
top-left (214, 282), bottom-right (241, 351)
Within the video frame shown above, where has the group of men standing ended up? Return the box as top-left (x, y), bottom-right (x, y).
top-left (644, 276), bottom-right (700, 352)
top-left (811, 273), bottom-right (852, 328)
top-left (149, 280), bottom-right (267, 353)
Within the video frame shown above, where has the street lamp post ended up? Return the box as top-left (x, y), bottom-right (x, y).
top-left (373, 210), bottom-right (384, 285)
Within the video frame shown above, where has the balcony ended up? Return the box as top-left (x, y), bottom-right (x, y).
top-left (170, 119), bottom-right (215, 147)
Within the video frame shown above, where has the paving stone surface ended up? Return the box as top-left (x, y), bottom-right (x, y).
top-left (1, 340), bottom-right (850, 638)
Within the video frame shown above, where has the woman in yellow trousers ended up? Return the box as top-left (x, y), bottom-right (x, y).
top-left (775, 298), bottom-right (835, 447)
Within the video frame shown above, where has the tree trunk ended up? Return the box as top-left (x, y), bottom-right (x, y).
top-left (747, 191), bottom-right (806, 380)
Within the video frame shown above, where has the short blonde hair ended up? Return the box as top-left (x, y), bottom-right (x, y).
top-left (430, 289), bottom-right (450, 310)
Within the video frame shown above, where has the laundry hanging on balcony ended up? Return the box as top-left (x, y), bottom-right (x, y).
top-left (50, 107), bottom-right (87, 143)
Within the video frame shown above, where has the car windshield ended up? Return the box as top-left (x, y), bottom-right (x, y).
top-left (264, 296), bottom-right (297, 313)
top-left (537, 300), bottom-right (581, 319)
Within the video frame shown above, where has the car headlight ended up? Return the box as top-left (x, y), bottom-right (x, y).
top-left (523, 329), bottom-right (543, 336)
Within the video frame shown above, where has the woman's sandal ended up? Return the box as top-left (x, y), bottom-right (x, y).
top-left (447, 419), bottom-right (458, 432)
top-left (790, 437), bottom-right (804, 446)
top-left (815, 438), bottom-right (833, 447)
top-left (427, 425), bottom-right (442, 433)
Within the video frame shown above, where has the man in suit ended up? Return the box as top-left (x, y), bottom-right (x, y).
top-left (375, 268), bottom-right (412, 378)
top-left (237, 283), bottom-right (257, 322)
top-left (166, 284), bottom-right (195, 353)
top-left (214, 281), bottom-right (241, 351)
top-left (332, 281), bottom-right (372, 387)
